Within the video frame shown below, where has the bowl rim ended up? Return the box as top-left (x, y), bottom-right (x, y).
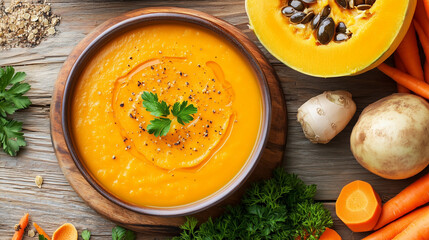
top-left (61, 8), bottom-right (272, 217)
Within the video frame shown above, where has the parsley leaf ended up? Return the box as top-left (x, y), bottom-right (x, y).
top-left (39, 235), bottom-right (48, 240)
top-left (0, 118), bottom-right (26, 157)
top-left (0, 66), bottom-right (31, 156)
top-left (172, 101), bottom-right (197, 125)
top-left (81, 229), bottom-right (91, 240)
top-left (172, 168), bottom-right (333, 240)
top-left (112, 226), bottom-right (136, 240)
top-left (141, 91), bottom-right (170, 117)
top-left (147, 118), bottom-right (172, 137)
top-left (141, 91), bottom-right (197, 137)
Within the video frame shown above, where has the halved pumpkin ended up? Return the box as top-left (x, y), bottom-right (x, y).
top-left (246, 0), bottom-right (416, 77)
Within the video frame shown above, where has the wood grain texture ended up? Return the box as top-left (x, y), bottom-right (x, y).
top-left (1, 0), bottom-right (427, 239)
top-left (50, 7), bottom-right (287, 234)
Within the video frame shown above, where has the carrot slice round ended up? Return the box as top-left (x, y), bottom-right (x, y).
top-left (336, 180), bottom-right (381, 232)
top-left (319, 228), bottom-right (342, 240)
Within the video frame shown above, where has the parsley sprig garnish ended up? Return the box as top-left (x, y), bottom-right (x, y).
top-left (141, 91), bottom-right (197, 137)
top-left (173, 168), bottom-right (333, 240)
top-left (0, 66), bottom-right (31, 156)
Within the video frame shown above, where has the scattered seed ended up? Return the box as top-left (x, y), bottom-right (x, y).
top-left (334, 33), bottom-right (350, 42)
top-left (311, 13), bottom-right (322, 29)
top-left (317, 17), bottom-right (335, 45)
top-left (281, 6), bottom-right (296, 17)
top-left (290, 0), bottom-right (305, 11)
top-left (0, 1), bottom-right (61, 50)
top-left (301, 11), bottom-right (315, 24)
top-left (335, 0), bottom-right (348, 9)
top-left (348, 0), bottom-right (355, 8)
top-left (28, 229), bottom-right (35, 237)
top-left (290, 11), bottom-right (307, 24)
top-left (301, 0), bottom-right (316, 3)
top-left (35, 175), bottom-right (43, 188)
top-left (336, 22), bottom-right (347, 33)
top-left (320, 5), bottom-right (331, 18)
top-left (356, 4), bottom-right (372, 10)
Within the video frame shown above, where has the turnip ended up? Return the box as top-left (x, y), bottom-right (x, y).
top-left (351, 93), bottom-right (429, 180)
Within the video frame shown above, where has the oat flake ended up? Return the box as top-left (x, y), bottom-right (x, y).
top-left (0, 0), bottom-right (61, 50)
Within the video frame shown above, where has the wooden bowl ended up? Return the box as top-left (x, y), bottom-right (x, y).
top-left (61, 8), bottom-right (272, 217)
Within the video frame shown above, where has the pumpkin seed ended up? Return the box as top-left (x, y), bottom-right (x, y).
top-left (290, 11), bottom-right (307, 24)
top-left (282, 6), bottom-right (296, 17)
top-left (311, 13), bottom-right (322, 29)
top-left (336, 22), bottom-right (347, 33)
top-left (365, 0), bottom-right (376, 5)
top-left (290, 0), bottom-right (305, 11)
top-left (355, 0), bottom-right (365, 5)
top-left (335, 0), bottom-right (348, 9)
top-left (317, 17), bottom-right (335, 45)
top-left (301, 11), bottom-right (315, 24)
top-left (348, 0), bottom-right (354, 8)
top-left (301, 0), bottom-right (316, 3)
top-left (334, 33), bottom-right (349, 42)
top-left (356, 4), bottom-right (372, 10)
top-left (321, 5), bottom-right (331, 18)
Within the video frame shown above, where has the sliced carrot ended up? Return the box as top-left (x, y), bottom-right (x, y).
top-left (377, 63), bottom-right (429, 99)
top-left (392, 211), bottom-right (429, 240)
top-left (394, 53), bottom-right (410, 93)
top-left (374, 173), bottom-right (429, 230)
top-left (396, 22), bottom-right (425, 81)
top-left (415, 0), bottom-right (429, 38)
top-left (319, 228), bottom-right (342, 240)
top-left (363, 205), bottom-right (429, 240)
top-left (52, 223), bottom-right (77, 240)
top-left (336, 180), bottom-right (381, 232)
top-left (12, 213), bottom-right (29, 240)
top-left (33, 222), bottom-right (51, 240)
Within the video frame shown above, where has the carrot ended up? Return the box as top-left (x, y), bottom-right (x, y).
top-left (392, 211), bottom-right (429, 240)
top-left (424, 61), bottom-right (429, 85)
top-left (33, 222), bottom-right (51, 240)
top-left (12, 213), bottom-right (29, 240)
top-left (363, 205), bottom-right (429, 240)
top-left (374, 172), bottom-right (429, 230)
top-left (424, 0), bottom-right (429, 21)
top-left (396, 22), bottom-right (425, 81)
top-left (415, 0), bottom-right (429, 38)
top-left (319, 228), bottom-right (342, 240)
top-left (414, 20), bottom-right (429, 83)
top-left (336, 180), bottom-right (381, 232)
top-left (394, 53), bottom-right (410, 93)
top-left (377, 63), bottom-right (429, 99)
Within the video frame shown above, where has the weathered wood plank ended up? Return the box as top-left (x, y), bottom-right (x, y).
top-left (0, 0), bottom-right (425, 239)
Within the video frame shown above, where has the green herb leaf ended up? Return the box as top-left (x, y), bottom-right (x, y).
top-left (147, 118), bottom-right (171, 137)
top-left (141, 91), bottom-right (170, 117)
top-left (171, 101), bottom-right (197, 125)
top-left (0, 66), bottom-right (31, 156)
top-left (172, 168), bottom-right (333, 240)
top-left (112, 226), bottom-right (135, 240)
top-left (81, 229), bottom-right (91, 240)
top-left (39, 235), bottom-right (48, 240)
top-left (0, 118), bottom-right (26, 156)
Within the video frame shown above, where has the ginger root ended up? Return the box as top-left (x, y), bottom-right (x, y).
top-left (297, 90), bottom-right (356, 144)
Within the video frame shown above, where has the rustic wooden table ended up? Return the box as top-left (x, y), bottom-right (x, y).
top-left (1, 0), bottom-right (427, 239)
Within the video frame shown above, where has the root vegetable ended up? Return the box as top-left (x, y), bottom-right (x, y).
top-left (336, 180), bottom-right (381, 232)
top-left (297, 90), bottom-right (356, 144)
top-left (350, 93), bottom-right (429, 180)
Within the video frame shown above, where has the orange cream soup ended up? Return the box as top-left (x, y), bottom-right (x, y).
top-left (71, 22), bottom-right (263, 207)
